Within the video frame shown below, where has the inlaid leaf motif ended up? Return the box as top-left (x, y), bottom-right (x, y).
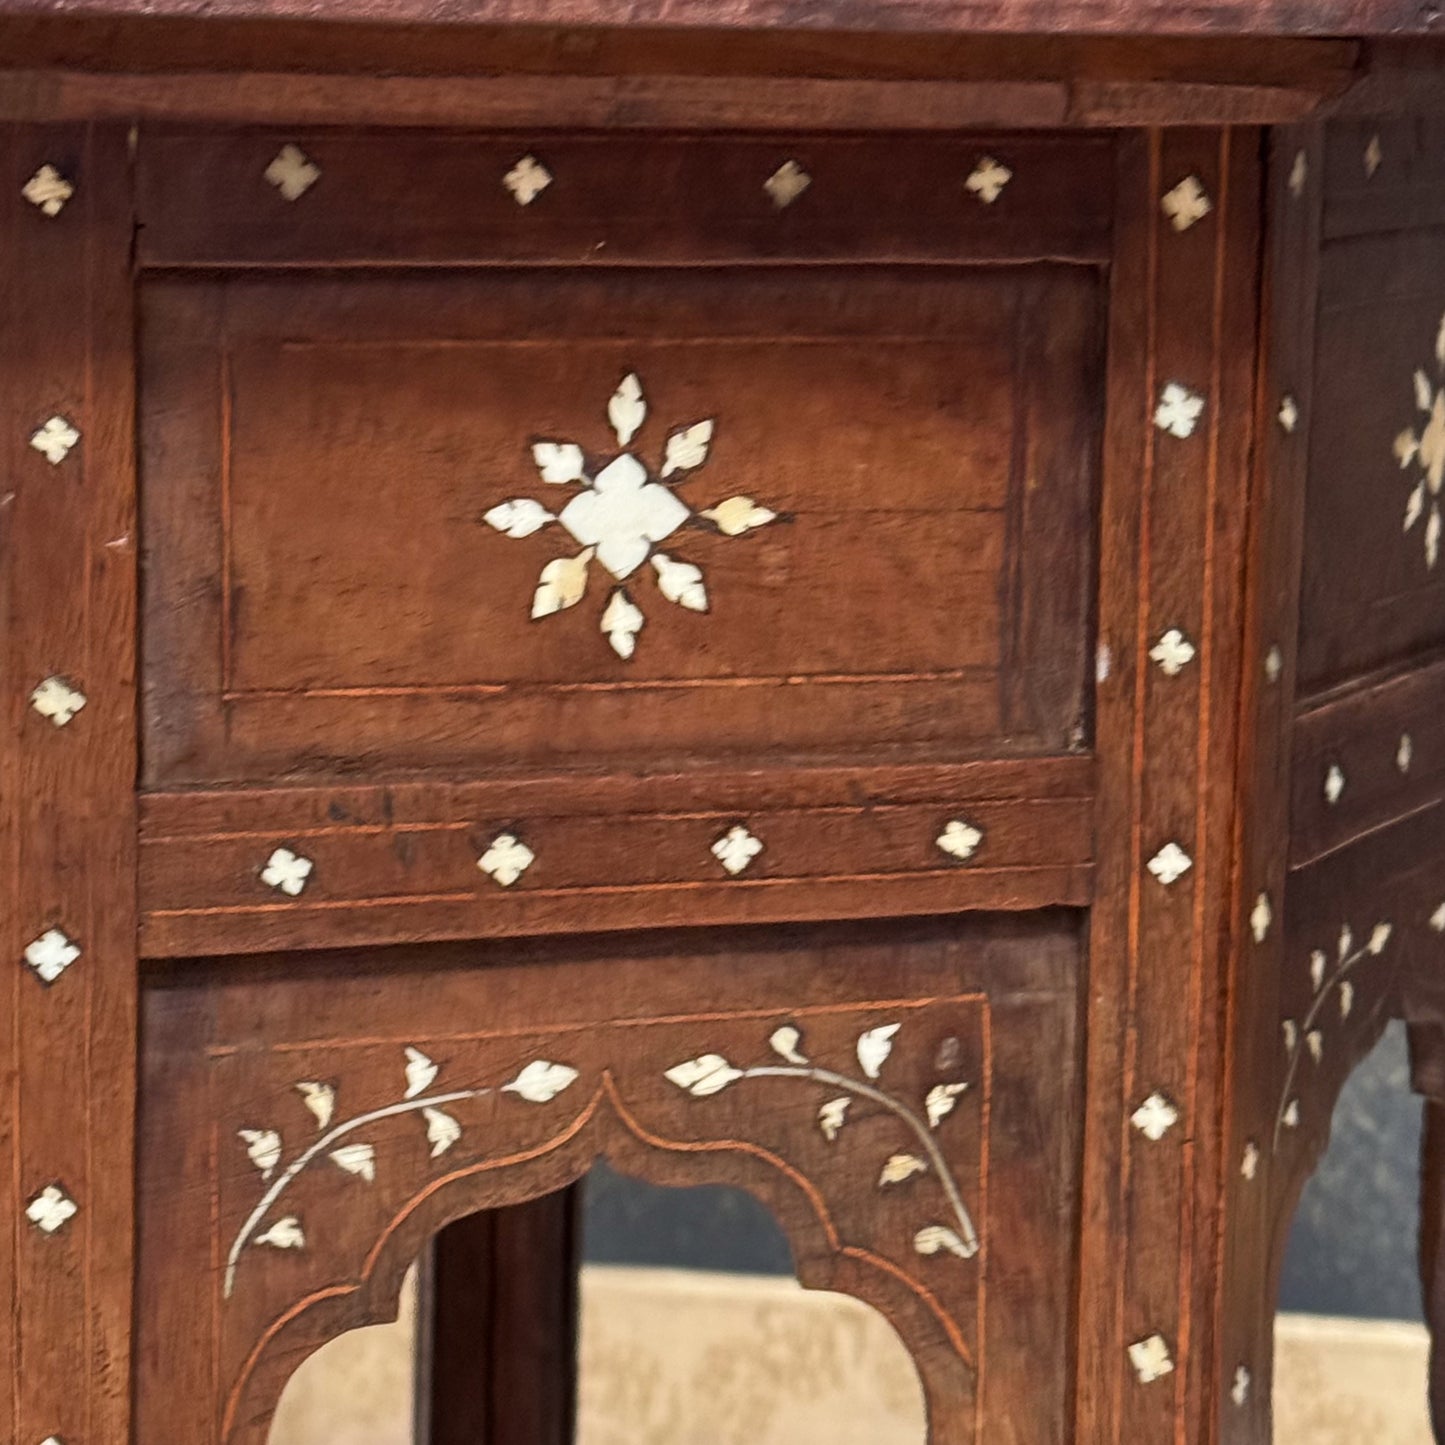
top-left (1432, 901), bottom-right (1445, 933)
top-left (1309, 950), bottom-right (1326, 992)
top-left (1340, 981), bottom-right (1355, 1019)
top-left (925, 1082), bottom-right (970, 1128)
top-left (1368, 923), bottom-right (1393, 954)
top-left (856, 1023), bottom-right (901, 1080)
top-left (609, 373), bottom-right (646, 446)
top-left (660, 419), bottom-right (714, 478)
top-left (1307, 1031), bottom-right (1324, 1064)
top-left (651, 553), bottom-right (708, 612)
top-left (1339, 924), bottom-right (1353, 959)
top-left (484, 498), bottom-right (554, 538)
top-left (601, 588), bottom-right (644, 659)
top-left (532, 549), bottom-right (594, 619)
top-left (296, 1082), bottom-right (335, 1131)
top-left (330, 1143), bottom-right (376, 1181)
top-left (502, 1060), bottom-right (580, 1103)
top-left (664, 1054), bottom-right (744, 1097)
top-left (531, 442), bottom-right (586, 484)
top-left (818, 1097), bottom-right (850, 1141)
top-left (256, 1217), bottom-right (305, 1251)
top-left (913, 1225), bottom-right (978, 1261)
top-left (880, 1154), bottom-right (928, 1186)
top-left (424, 1107), bottom-right (462, 1158)
top-left (1417, 368), bottom-right (1435, 413)
top-left (701, 496), bottom-right (777, 536)
top-left (404, 1046), bottom-right (438, 1100)
top-left (239, 1129), bottom-right (282, 1180)
top-left (769, 1025), bottom-right (808, 1065)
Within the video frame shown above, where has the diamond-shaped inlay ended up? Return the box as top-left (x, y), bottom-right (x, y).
top-left (1147, 842), bottom-right (1193, 886)
top-left (1160, 175), bottom-right (1212, 232)
top-left (478, 832), bottom-right (535, 887)
top-left (763, 160), bottom-right (811, 209)
top-left (29, 675), bottom-right (86, 727)
top-left (30, 415), bottom-right (80, 465)
top-left (1250, 892), bottom-right (1273, 944)
top-left (264, 144), bottom-right (321, 201)
top-left (503, 154), bottom-right (552, 206)
top-left (1154, 382), bottom-right (1205, 440)
top-left (1148, 628), bottom-right (1196, 676)
top-left (1324, 764), bottom-right (1346, 806)
top-left (965, 155), bottom-right (1012, 205)
top-left (24, 928), bottom-right (81, 985)
top-left (936, 819), bottom-right (984, 862)
top-left (22, 164), bottom-right (74, 217)
top-left (26, 1184), bottom-right (78, 1235)
top-left (260, 847), bottom-right (314, 897)
top-left (711, 824), bottom-right (763, 876)
top-left (1131, 1092), bottom-right (1179, 1142)
top-left (1128, 1333), bottom-right (1175, 1385)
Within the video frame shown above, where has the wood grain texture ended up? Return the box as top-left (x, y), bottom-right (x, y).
top-left (135, 915), bottom-right (1082, 1445)
top-left (0, 0), bottom-right (1432, 38)
top-left (1076, 126), bottom-right (1262, 1445)
top-left (0, 122), bottom-right (137, 1445)
top-left (1215, 121), bottom-right (1326, 1445)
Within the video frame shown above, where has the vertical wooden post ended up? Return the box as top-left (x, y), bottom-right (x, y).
top-left (0, 122), bottom-right (138, 1445)
top-left (1079, 126), bottom-right (1262, 1444)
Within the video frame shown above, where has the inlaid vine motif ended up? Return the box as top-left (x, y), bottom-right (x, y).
top-left (483, 373), bottom-right (781, 657)
top-left (1393, 310), bottom-right (1445, 570)
top-left (1274, 919), bottom-right (1393, 1149)
top-left (665, 1019), bottom-right (980, 1261)
top-left (225, 1047), bottom-right (579, 1297)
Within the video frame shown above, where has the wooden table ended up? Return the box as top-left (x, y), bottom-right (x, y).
top-left (1, 8), bottom-right (1443, 1442)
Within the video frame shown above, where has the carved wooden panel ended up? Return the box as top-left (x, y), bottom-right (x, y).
top-left (140, 258), bottom-right (1103, 785)
top-left (135, 915), bottom-right (1082, 1445)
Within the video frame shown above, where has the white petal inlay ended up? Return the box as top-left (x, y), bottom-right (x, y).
top-left (1161, 175), bottom-right (1212, 232)
top-left (478, 832), bottom-right (535, 887)
top-left (1147, 842), bottom-right (1193, 886)
top-left (1278, 395), bottom-right (1300, 434)
top-left (1131, 1092), bottom-right (1180, 1142)
top-left (264, 144), bottom-right (320, 201)
top-left (503, 154), bottom-right (552, 206)
top-left (261, 847), bottom-right (313, 897)
top-left (763, 160), bottom-right (811, 209)
top-left (1149, 628), bottom-right (1196, 676)
top-left (25, 1184), bottom-right (77, 1235)
top-left (30, 415), bottom-right (79, 465)
top-left (965, 156), bottom-right (1012, 205)
top-left (22, 164), bottom-right (74, 216)
top-left (1154, 382), bottom-right (1206, 440)
top-left (711, 824), bottom-right (763, 876)
top-left (29, 675), bottom-right (86, 727)
top-left (1241, 1140), bottom-right (1260, 1180)
top-left (23, 928), bottom-right (80, 985)
top-left (1128, 1334), bottom-right (1175, 1385)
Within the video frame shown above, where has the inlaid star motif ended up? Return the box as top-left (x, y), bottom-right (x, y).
top-left (1393, 310), bottom-right (1445, 569)
top-left (484, 373), bottom-right (779, 658)
top-left (1160, 175), bottom-right (1212, 232)
top-left (1154, 382), bottom-right (1206, 440)
top-left (24, 928), bottom-right (81, 985)
top-left (763, 160), bottom-right (811, 209)
top-left (260, 847), bottom-right (314, 897)
top-left (26, 1184), bottom-right (78, 1235)
top-left (1148, 628), bottom-right (1196, 677)
top-left (30, 415), bottom-right (80, 465)
top-left (1131, 1091), bottom-right (1179, 1142)
top-left (29, 675), bottom-right (86, 727)
top-left (965, 156), bottom-right (1012, 205)
top-left (1128, 1333), bottom-right (1175, 1385)
top-left (711, 824), bottom-right (763, 876)
top-left (264, 144), bottom-right (320, 201)
top-left (503, 154), bottom-right (552, 206)
top-left (478, 832), bottom-right (535, 887)
top-left (1147, 842), bottom-right (1193, 886)
top-left (22, 164), bottom-right (74, 217)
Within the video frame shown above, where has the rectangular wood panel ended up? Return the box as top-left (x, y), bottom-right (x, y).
top-left (141, 258), bottom-right (1103, 785)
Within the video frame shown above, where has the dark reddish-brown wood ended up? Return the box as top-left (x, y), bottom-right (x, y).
top-left (4, 25), bottom-right (1445, 1445)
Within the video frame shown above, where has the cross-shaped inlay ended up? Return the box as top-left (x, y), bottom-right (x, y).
top-left (503, 154), bottom-right (553, 206)
top-left (1160, 175), bottom-right (1212, 232)
top-left (25, 1184), bottom-right (78, 1235)
top-left (1128, 1334), bottom-right (1175, 1385)
top-left (1147, 842), bottom-right (1194, 887)
top-left (24, 928), bottom-right (81, 985)
top-left (763, 160), bottom-right (811, 210)
top-left (965, 155), bottom-right (1012, 205)
top-left (1131, 1091), bottom-right (1180, 1142)
top-left (1148, 628), bottom-right (1196, 677)
top-left (936, 819), bottom-right (984, 862)
top-left (478, 832), bottom-right (535, 887)
top-left (264, 144), bottom-right (321, 201)
top-left (1154, 383), bottom-right (1205, 440)
top-left (711, 824), bottom-right (763, 876)
top-left (22, 164), bottom-right (74, 217)
top-left (30, 415), bottom-right (80, 465)
top-left (29, 675), bottom-right (86, 727)
top-left (260, 847), bottom-right (314, 897)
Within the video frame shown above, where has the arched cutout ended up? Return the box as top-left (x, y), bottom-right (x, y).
top-left (266, 1167), bottom-right (927, 1445)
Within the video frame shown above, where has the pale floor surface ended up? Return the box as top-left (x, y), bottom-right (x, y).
top-left (269, 1267), bottom-right (1434, 1444)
